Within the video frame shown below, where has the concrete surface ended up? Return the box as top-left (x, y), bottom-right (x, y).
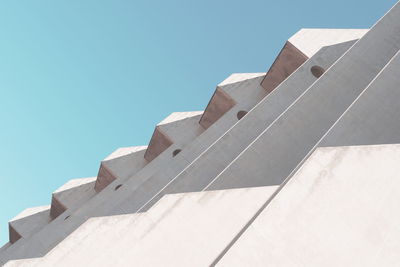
top-left (207, 3), bottom-right (400, 190)
top-left (8, 206), bottom-right (50, 244)
top-left (260, 28), bottom-right (367, 91)
top-left (217, 144), bottom-right (400, 267)
top-left (95, 146), bottom-right (148, 192)
top-left (199, 74), bottom-right (266, 129)
top-left (0, 2), bottom-right (398, 265)
top-left (50, 177), bottom-right (96, 219)
top-left (140, 38), bottom-right (358, 211)
top-left (320, 50), bottom-right (400, 147)
top-left (145, 111), bottom-right (204, 161)
top-left (5, 186), bottom-right (278, 266)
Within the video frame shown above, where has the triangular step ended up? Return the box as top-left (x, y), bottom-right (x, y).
top-left (95, 146), bottom-right (148, 192)
top-left (199, 73), bottom-right (267, 129)
top-left (144, 111), bottom-right (204, 161)
top-left (289, 28), bottom-right (368, 57)
top-left (261, 28), bottom-right (368, 93)
top-left (8, 206), bottom-right (50, 244)
top-left (50, 177), bottom-right (96, 219)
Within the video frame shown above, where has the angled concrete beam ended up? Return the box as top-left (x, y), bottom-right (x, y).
top-left (320, 49), bottom-right (400, 147)
top-left (138, 38), bottom-right (358, 211)
top-left (289, 28), bottom-right (369, 58)
top-left (50, 177), bottom-right (96, 219)
top-left (0, 243), bottom-right (11, 254)
top-left (199, 74), bottom-right (266, 129)
top-left (8, 206), bottom-right (50, 244)
top-left (95, 146), bottom-right (147, 192)
top-left (144, 111), bottom-right (204, 161)
top-left (261, 28), bottom-right (368, 92)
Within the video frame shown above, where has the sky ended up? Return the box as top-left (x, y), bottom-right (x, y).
top-left (0, 0), bottom-right (397, 245)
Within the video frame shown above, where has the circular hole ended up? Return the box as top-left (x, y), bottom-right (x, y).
top-left (237, 110), bottom-right (248, 120)
top-left (64, 215), bottom-right (70, 220)
top-left (114, 184), bottom-right (123, 191)
top-left (311, 65), bottom-right (325, 78)
top-left (172, 149), bottom-right (181, 157)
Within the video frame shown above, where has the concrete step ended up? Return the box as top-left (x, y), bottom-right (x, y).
top-left (50, 177), bottom-right (96, 219)
top-left (95, 146), bottom-right (148, 192)
top-left (260, 28), bottom-right (367, 92)
top-left (145, 111), bottom-right (204, 161)
top-left (319, 49), bottom-right (400, 147)
top-left (5, 186), bottom-right (278, 266)
top-left (8, 206), bottom-right (50, 244)
top-left (199, 73), bottom-right (266, 129)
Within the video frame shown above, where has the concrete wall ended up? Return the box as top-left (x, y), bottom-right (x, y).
top-left (8, 206), bottom-right (50, 244)
top-left (7, 143), bottom-right (400, 266)
top-left (0, 26), bottom-right (362, 262)
top-left (95, 146), bottom-right (148, 192)
top-left (200, 73), bottom-right (267, 129)
top-left (145, 111), bottom-right (204, 161)
top-left (50, 177), bottom-right (96, 219)
top-left (260, 28), bottom-right (367, 92)
top-left (320, 50), bottom-right (400, 147)
top-left (5, 186), bottom-right (277, 266)
top-left (138, 39), bottom-right (357, 212)
top-left (217, 144), bottom-right (400, 266)
top-left (0, 68), bottom-right (273, 263)
top-left (0, 5), bottom-right (394, 264)
top-left (206, 3), bottom-right (400, 190)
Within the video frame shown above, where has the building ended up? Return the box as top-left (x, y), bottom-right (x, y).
top-left (1, 1), bottom-right (400, 266)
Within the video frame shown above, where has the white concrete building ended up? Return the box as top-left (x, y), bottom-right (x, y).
top-left (2, 2), bottom-right (400, 266)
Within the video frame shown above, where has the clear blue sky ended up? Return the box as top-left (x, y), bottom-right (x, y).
top-left (0, 0), bottom-right (396, 245)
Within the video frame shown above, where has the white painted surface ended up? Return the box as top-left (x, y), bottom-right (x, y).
top-left (289, 28), bottom-right (368, 57)
top-left (218, 144), bottom-right (400, 267)
top-left (7, 186), bottom-right (278, 266)
top-left (103, 146), bottom-right (147, 161)
top-left (9, 206), bottom-right (49, 223)
top-left (218, 73), bottom-right (265, 87)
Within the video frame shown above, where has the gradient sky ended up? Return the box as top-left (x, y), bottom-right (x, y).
top-left (0, 0), bottom-right (397, 245)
